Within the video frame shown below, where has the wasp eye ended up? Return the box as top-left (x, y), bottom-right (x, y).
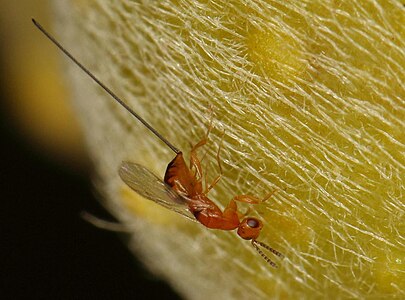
top-left (247, 218), bottom-right (260, 228)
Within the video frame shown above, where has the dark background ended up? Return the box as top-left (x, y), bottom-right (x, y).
top-left (0, 3), bottom-right (181, 297)
top-left (0, 88), bottom-right (180, 299)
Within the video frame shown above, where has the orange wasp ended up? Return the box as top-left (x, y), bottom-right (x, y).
top-left (33, 19), bottom-right (284, 268)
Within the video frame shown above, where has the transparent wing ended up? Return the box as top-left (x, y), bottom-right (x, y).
top-left (119, 161), bottom-right (196, 222)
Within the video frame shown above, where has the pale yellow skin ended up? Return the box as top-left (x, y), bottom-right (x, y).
top-left (20, 1), bottom-right (405, 299)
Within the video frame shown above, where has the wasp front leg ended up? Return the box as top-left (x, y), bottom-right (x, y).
top-left (189, 137), bottom-right (207, 181)
top-left (189, 118), bottom-right (213, 181)
top-left (233, 189), bottom-right (278, 204)
top-left (204, 132), bottom-right (224, 194)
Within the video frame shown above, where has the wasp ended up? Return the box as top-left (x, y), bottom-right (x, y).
top-left (33, 19), bottom-right (284, 268)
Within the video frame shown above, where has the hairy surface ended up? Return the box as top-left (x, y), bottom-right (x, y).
top-left (55, 0), bottom-right (404, 299)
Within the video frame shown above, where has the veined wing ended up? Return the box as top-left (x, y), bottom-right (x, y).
top-left (119, 161), bottom-right (196, 222)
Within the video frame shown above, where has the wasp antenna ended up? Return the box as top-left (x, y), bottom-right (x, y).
top-left (32, 18), bottom-right (180, 155)
top-left (253, 239), bottom-right (284, 258)
top-left (251, 240), bottom-right (278, 268)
